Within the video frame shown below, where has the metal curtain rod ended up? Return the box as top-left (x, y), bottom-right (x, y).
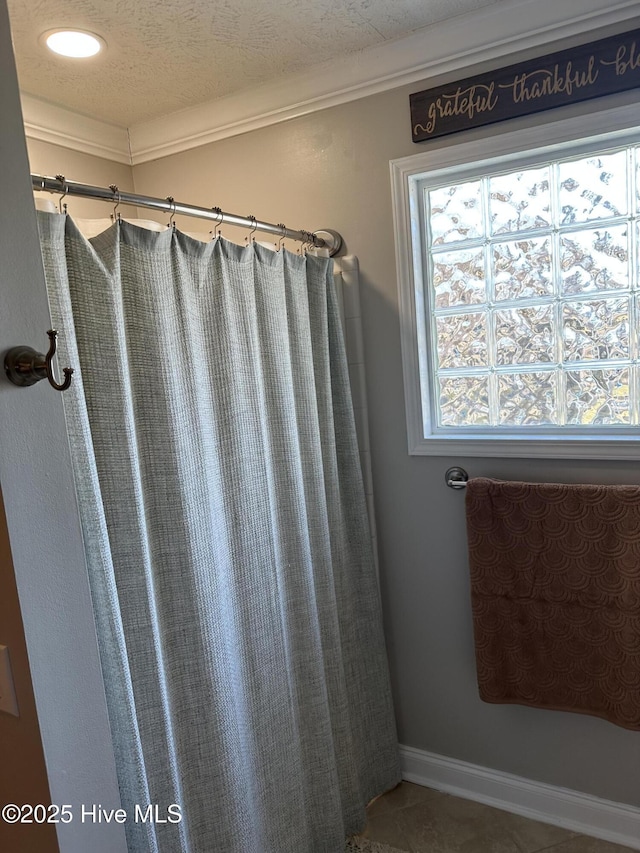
top-left (31, 174), bottom-right (343, 256)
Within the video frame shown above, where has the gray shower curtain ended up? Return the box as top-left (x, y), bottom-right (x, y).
top-left (38, 212), bottom-right (400, 853)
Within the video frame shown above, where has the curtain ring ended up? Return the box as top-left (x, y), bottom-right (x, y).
top-left (210, 206), bottom-right (223, 240)
top-left (277, 223), bottom-right (286, 252)
top-left (299, 230), bottom-right (311, 255)
top-left (55, 174), bottom-right (67, 214)
top-left (109, 184), bottom-right (121, 222)
top-left (245, 215), bottom-right (257, 245)
top-left (167, 197), bottom-right (176, 230)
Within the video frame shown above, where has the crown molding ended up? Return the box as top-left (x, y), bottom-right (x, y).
top-left (21, 93), bottom-right (131, 165)
top-left (128, 0), bottom-right (640, 164)
top-left (20, 0), bottom-right (640, 167)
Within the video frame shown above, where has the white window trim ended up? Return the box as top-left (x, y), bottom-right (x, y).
top-left (391, 99), bottom-right (640, 460)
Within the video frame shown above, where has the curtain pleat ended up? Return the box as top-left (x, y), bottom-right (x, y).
top-left (38, 212), bottom-right (400, 853)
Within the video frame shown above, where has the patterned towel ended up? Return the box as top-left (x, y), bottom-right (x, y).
top-left (346, 838), bottom-right (406, 852)
top-left (465, 477), bottom-right (640, 730)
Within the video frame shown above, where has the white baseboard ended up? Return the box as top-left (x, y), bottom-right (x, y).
top-left (400, 745), bottom-right (640, 851)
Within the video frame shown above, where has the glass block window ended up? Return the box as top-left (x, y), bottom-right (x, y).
top-left (424, 146), bottom-right (639, 430)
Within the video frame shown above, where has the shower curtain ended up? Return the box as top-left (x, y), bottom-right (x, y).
top-left (38, 212), bottom-right (400, 853)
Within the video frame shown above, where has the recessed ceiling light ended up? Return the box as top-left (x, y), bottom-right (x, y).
top-left (42, 29), bottom-right (105, 58)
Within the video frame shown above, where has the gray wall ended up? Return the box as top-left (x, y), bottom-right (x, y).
top-left (0, 0), bottom-right (127, 849)
top-left (28, 137), bottom-right (135, 219)
top-left (133, 32), bottom-right (640, 806)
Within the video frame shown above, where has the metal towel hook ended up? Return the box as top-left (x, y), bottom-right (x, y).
top-left (4, 330), bottom-right (74, 392)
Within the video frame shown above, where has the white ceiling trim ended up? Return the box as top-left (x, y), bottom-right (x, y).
top-left (21, 0), bottom-right (640, 167)
top-left (128, 0), bottom-right (640, 163)
top-left (21, 94), bottom-right (131, 165)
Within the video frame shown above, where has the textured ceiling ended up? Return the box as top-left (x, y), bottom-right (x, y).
top-left (8, 0), bottom-right (503, 126)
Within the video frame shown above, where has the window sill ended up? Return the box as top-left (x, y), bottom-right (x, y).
top-left (410, 434), bottom-right (640, 460)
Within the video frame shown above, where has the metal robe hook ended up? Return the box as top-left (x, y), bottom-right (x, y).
top-left (4, 330), bottom-right (74, 392)
top-left (45, 330), bottom-right (74, 391)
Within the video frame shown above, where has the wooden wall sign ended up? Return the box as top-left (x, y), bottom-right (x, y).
top-left (411, 28), bottom-right (640, 142)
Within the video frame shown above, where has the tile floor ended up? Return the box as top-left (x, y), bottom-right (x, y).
top-left (358, 782), bottom-right (636, 853)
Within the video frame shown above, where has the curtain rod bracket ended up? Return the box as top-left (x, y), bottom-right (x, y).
top-left (313, 229), bottom-right (342, 257)
top-left (445, 467), bottom-right (468, 489)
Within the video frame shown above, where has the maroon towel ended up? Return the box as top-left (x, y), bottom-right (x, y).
top-left (465, 477), bottom-right (640, 730)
